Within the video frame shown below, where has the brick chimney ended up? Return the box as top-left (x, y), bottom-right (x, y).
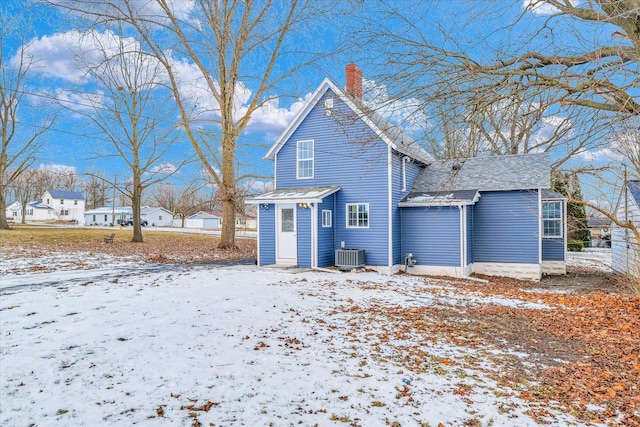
top-left (345, 63), bottom-right (362, 101)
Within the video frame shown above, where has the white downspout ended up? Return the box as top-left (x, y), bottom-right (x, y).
top-left (256, 206), bottom-right (261, 266)
top-left (311, 202), bottom-right (317, 269)
top-left (538, 189), bottom-right (543, 267)
top-left (459, 205), bottom-right (465, 277)
top-left (388, 147), bottom-right (393, 270)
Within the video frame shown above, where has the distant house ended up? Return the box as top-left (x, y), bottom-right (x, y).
top-left (84, 206), bottom-right (174, 227)
top-left (141, 206), bottom-right (174, 227)
top-left (247, 64), bottom-right (566, 281)
top-left (42, 190), bottom-right (86, 224)
top-left (612, 180), bottom-right (640, 278)
top-left (587, 215), bottom-right (611, 248)
top-left (84, 206), bottom-right (132, 226)
top-left (175, 211), bottom-right (222, 229)
top-left (212, 211), bottom-right (257, 230)
top-left (5, 200), bottom-right (56, 222)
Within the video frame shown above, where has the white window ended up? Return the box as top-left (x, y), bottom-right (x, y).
top-left (60, 199), bottom-right (64, 205)
top-left (74, 200), bottom-right (78, 205)
top-left (322, 209), bottom-right (332, 227)
top-left (324, 98), bottom-right (333, 115)
top-left (159, 215), bottom-right (162, 220)
top-left (346, 203), bottom-right (369, 228)
top-left (542, 201), bottom-right (562, 238)
top-left (297, 140), bottom-right (314, 179)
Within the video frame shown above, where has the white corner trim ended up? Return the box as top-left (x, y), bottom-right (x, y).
top-left (538, 188), bottom-right (543, 265)
top-left (256, 207), bottom-right (261, 266)
top-left (311, 203), bottom-right (318, 269)
top-left (388, 146), bottom-right (393, 268)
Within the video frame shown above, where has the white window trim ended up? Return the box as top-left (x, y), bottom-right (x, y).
top-left (296, 139), bottom-right (314, 179)
top-left (322, 209), bottom-right (332, 227)
top-left (542, 200), bottom-right (563, 238)
top-left (346, 203), bottom-right (370, 229)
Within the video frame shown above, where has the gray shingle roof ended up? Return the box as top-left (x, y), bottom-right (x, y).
top-left (399, 189), bottom-right (480, 206)
top-left (541, 189), bottom-right (566, 200)
top-left (411, 153), bottom-right (551, 193)
top-left (628, 180), bottom-right (640, 206)
top-left (47, 190), bottom-right (85, 200)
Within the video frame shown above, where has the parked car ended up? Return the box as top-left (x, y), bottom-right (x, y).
top-left (117, 219), bottom-right (148, 226)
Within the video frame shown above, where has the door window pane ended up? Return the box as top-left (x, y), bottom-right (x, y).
top-left (281, 208), bottom-right (294, 232)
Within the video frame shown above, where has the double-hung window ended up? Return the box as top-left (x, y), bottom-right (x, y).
top-left (542, 201), bottom-right (562, 238)
top-left (297, 140), bottom-right (314, 179)
top-left (322, 209), bottom-right (332, 227)
top-left (346, 203), bottom-right (369, 228)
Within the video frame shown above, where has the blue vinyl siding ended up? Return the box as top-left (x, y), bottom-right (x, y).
top-left (317, 195), bottom-right (335, 267)
top-left (466, 205), bottom-right (473, 265)
top-left (276, 89), bottom-right (390, 266)
top-left (401, 206), bottom-right (460, 267)
top-left (392, 154), bottom-right (423, 265)
top-left (258, 204), bottom-right (275, 265)
top-left (542, 239), bottom-right (565, 261)
top-left (473, 190), bottom-right (539, 263)
top-left (297, 206), bottom-right (312, 268)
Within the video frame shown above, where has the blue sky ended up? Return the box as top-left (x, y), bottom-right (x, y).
top-left (3, 0), bottom-right (632, 204)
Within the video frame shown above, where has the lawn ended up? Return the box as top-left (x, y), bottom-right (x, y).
top-left (1, 227), bottom-right (638, 426)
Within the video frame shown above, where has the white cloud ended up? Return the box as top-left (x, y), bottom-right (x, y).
top-left (523, 0), bottom-right (580, 16)
top-left (37, 163), bottom-right (77, 175)
top-left (18, 28), bottom-right (312, 137)
top-left (148, 163), bottom-right (178, 175)
top-left (577, 129), bottom-right (639, 162)
top-left (362, 78), bottom-right (427, 133)
top-left (53, 89), bottom-right (105, 115)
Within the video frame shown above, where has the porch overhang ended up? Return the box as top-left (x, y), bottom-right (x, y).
top-left (399, 189), bottom-right (480, 207)
top-left (246, 186), bottom-right (340, 204)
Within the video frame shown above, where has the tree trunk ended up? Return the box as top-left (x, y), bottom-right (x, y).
top-left (131, 180), bottom-right (143, 243)
top-left (0, 191), bottom-right (9, 230)
top-left (20, 200), bottom-right (27, 224)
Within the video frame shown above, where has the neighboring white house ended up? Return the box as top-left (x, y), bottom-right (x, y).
top-left (612, 180), bottom-right (640, 278)
top-left (174, 211), bottom-right (221, 229)
top-left (141, 206), bottom-right (174, 227)
top-left (42, 190), bottom-right (86, 224)
top-left (212, 211), bottom-right (257, 230)
top-left (84, 206), bottom-right (132, 226)
top-left (5, 200), bottom-right (56, 222)
top-left (84, 205), bottom-right (174, 227)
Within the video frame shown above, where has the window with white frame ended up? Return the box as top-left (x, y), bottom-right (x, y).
top-left (346, 203), bottom-right (369, 228)
top-left (542, 201), bottom-right (562, 238)
top-left (297, 140), bottom-right (314, 179)
top-left (60, 199), bottom-right (64, 205)
top-left (322, 209), bottom-right (332, 227)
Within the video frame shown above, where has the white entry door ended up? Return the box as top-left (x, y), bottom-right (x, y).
top-left (277, 204), bottom-right (297, 265)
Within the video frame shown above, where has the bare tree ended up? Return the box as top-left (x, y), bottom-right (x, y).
top-left (82, 171), bottom-right (110, 209)
top-left (63, 27), bottom-right (183, 242)
top-left (0, 5), bottom-right (54, 229)
top-left (54, 0), bottom-right (346, 248)
top-left (151, 183), bottom-right (201, 227)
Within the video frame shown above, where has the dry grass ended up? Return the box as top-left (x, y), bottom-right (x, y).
top-left (0, 225), bottom-right (256, 264)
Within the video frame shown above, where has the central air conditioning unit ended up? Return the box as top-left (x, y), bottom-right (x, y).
top-left (335, 249), bottom-right (365, 270)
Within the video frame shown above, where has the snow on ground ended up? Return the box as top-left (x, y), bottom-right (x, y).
top-left (1, 254), bottom-right (586, 426)
top-left (566, 248), bottom-right (612, 272)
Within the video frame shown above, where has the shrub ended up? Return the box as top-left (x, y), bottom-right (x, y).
top-left (567, 239), bottom-right (583, 252)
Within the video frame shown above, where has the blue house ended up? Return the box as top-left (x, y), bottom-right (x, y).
top-left (248, 64), bottom-right (566, 280)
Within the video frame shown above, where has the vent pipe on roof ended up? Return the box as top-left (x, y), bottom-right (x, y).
top-left (345, 63), bottom-right (362, 101)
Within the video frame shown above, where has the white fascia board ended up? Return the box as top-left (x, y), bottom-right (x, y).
top-left (264, 77), bottom-right (432, 165)
top-left (264, 78), bottom-right (334, 160)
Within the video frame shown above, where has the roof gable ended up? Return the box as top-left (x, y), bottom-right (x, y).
top-left (411, 153), bottom-right (551, 193)
top-left (46, 190), bottom-right (85, 200)
top-left (628, 180), bottom-right (640, 206)
top-left (264, 78), bottom-right (433, 164)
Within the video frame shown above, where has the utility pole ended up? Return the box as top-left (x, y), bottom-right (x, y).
top-left (112, 174), bottom-right (116, 226)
